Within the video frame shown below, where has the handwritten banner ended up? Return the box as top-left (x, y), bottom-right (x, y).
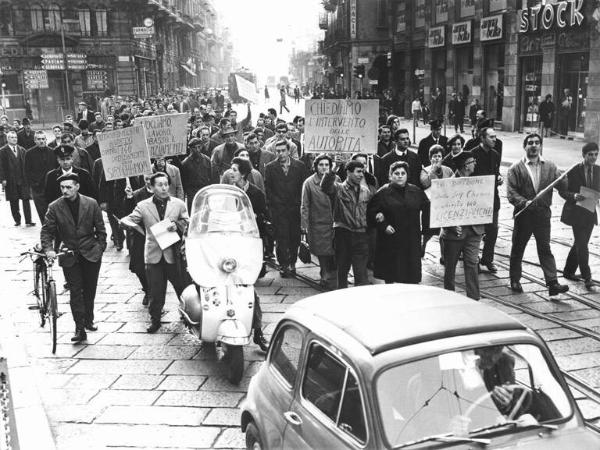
top-left (304, 99), bottom-right (379, 154)
top-left (235, 75), bottom-right (259, 103)
top-left (136, 113), bottom-right (188, 158)
top-left (429, 175), bottom-right (495, 227)
top-left (98, 126), bottom-right (151, 181)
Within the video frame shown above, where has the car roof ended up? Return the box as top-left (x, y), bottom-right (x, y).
top-left (286, 285), bottom-right (526, 356)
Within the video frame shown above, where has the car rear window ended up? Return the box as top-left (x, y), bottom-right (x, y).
top-left (270, 326), bottom-right (303, 386)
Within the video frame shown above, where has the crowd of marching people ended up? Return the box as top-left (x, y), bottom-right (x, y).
top-left (0, 88), bottom-right (598, 345)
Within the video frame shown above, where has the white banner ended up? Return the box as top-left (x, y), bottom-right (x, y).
top-left (429, 175), bottom-right (495, 227)
top-left (304, 99), bottom-right (379, 154)
top-left (98, 126), bottom-right (152, 181)
top-left (136, 113), bottom-right (188, 158)
top-left (235, 75), bottom-right (259, 103)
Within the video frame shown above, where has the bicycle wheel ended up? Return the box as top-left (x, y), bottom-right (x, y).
top-left (47, 280), bottom-right (58, 354)
top-left (37, 265), bottom-right (47, 327)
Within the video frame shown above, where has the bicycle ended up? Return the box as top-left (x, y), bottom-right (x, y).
top-left (20, 248), bottom-right (72, 354)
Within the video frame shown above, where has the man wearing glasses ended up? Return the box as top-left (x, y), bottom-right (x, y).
top-left (265, 123), bottom-right (298, 158)
top-left (507, 133), bottom-right (569, 296)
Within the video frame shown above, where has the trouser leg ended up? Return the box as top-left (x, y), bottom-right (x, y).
top-left (288, 214), bottom-right (301, 267)
top-left (63, 263), bottom-right (85, 328)
top-left (165, 260), bottom-right (184, 297)
top-left (31, 189), bottom-right (48, 223)
top-left (146, 261), bottom-right (168, 322)
top-left (80, 257), bottom-right (101, 324)
top-left (334, 228), bottom-right (352, 289)
top-left (509, 215), bottom-right (534, 282)
top-left (443, 239), bottom-right (461, 291)
top-left (9, 199), bottom-right (21, 224)
top-left (136, 271), bottom-right (149, 293)
top-left (481, 209), bottom-right (498, 264)
top-left (351, 232), bottom-right (369, 286)
top-left (533, 217), bottom-right (558, 285)
top-left (107, 209), bottom-right (123, 244)
top-left (564, 238), bottom-right (579, 275)
top-left (252, 291), bottom-right (262, 329)
top-left (22, 197), bottom-right (32, 223)
top-left (273, 216), bottom-right (291, 268)
top-left (462, 231), bottom-right (482, 300)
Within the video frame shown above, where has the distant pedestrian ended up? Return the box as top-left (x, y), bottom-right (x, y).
top-left (560, 142), bottom-right (600, 289)
top-left (538, 94), bottom-right (555, 138)
top-left (279, 87), bottom-right (290, 114)
top-left (558, 88), bottom-right (572, 138)
top-left (411, 96), bottom-right (422, 127)
top-left (264, 85), bottom-right (270, 102)
top-left (0, 130), bottom-right (34, 226)
top-left (24, 131), bottom-right (56, 223)
top-left (507, 133), bottom-right (569, 296)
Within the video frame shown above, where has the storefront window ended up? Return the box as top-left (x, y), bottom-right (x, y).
top-left (30, 4), bottom-right (44, 32)
top-left (459, 0), bottom-right (475, 18)
top-left (456, 47), bottom-right (473, 100)
top-left (558, 53), bottom-right (588, 134)
top-left (520, 56), bottom-right (542, 131)
top-left (484, 44), bottom-right (504, 120)
top-left (415, 0), bottom-right (425, 28)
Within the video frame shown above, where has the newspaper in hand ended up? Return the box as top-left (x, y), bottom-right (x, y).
top-left (150, 219), bottom-right (180, 250)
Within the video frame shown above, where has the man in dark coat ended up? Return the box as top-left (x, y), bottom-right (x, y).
top-left (40, 172), bottom-right (107, 342)
top-left (264, 139), bottom-right (307, 276)
top-left (44, 145), bottom-right (98, 204)
top-left (448, 92), bottom-right (466, 133)
top-left (378, 129), bottom-right (423, 188)
top-left (560, 142), bottom-right (600, 289)
top-left (24, 130), bottom-right (57, 223)
top-left (17, 117), bottom-right (36, 150)
top-left (417, 120), bottom-right (448, 167)
top-left (181, 138), bottom-right (213, 211)
top-left (76, 102), bottom-right (95, 123)
top-left (377, 125), bottom-right (394, 157)
top-left (0, 130), bottom-right (34, 226)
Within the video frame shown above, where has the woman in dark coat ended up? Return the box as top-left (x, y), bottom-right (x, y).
top-left (367, 161), bottom-right (428, 284)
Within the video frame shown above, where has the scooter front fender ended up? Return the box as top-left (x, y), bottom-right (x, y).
top-left (217, 319), bottom-right (251, 346)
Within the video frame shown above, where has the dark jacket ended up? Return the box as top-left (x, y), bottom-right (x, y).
top-left (24, 145), bottom-right (57, 191)
top-left (472, 145), bottom-right (502, 211)
top-left (181, 152), bottom-right (212, 198)
top-left (40, 194), bottom-right (107, 267)
top-left (367, 183), bottom-right (428, 283)
top-left (417, 134), bottom-right (448, 167)
top-left (264, 158), bottom-right (307, 216)
top-left (560, 163), bottom-right (600, 227)
top-left (0, 144), bottom-right (30, 200)
top-left (17, 128), bottom-right (35, 150)
top-left (377, 149), bottom-right (423, 188)
top-left (123, 186), bottom-right (153, 273)
top-left (44, 167), bottom-right (98, 204)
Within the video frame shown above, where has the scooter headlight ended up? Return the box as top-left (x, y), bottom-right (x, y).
top-left (220, 258), bottom-right (237, 273)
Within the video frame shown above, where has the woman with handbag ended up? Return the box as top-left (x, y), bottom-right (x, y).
top-left (301, 154), bottom-right (338, 289)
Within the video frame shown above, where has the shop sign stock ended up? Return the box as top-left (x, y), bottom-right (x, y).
top-left (480, 15), bottom-right (503, 41)
top-left (428, 26), bottom-right (445, 48)
top-left (518, 0), bottom-right (584, 33)
top-left (452, 21), bottom-right (472, 44)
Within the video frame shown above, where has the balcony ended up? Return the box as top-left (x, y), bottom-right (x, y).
top-left (193, 13), bottom-right (205, 31)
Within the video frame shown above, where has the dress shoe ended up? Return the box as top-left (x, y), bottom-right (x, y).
top-left (510, 280), bottom-right (524, 293)
top-left (253, 328), bottom-right (269, 352)
top-left (147, 321), bottom-right (161, 333)
top-left (480, 261), bottom-right (498, 273)
top-left (563, 272), bottom-right (581, 282)
top-left (279, 266), bottom-right (290, 278)
top-left (14, 222), bottom-right (20, 227)
top-left (84, 322), bottom-right (98, 332)
top-left (71, 328), bottom-right (87, 343)
top-left (142, 293), bottom-right (151, 306)
top-left (25, 222), bottom-right (36, 227)
top-left (585, 279), bottom-right (594, 289)
top-left (289, 265), bottom-right (296, 275)
top-left (548, 282), bottom-right (569, 296)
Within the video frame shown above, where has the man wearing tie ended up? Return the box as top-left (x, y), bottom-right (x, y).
top-left (560, 142), bottom-right (600, 289)
top-left (0, 130), bottom-right (34, 226)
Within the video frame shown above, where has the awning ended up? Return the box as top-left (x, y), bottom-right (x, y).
top-left (180, 64), bottom-right (196, 77)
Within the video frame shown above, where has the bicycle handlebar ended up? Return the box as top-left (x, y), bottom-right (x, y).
top-left (20, 249), bottom-right (73, 259)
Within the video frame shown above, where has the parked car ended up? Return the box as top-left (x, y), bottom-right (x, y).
top-left (241, 284), bottom-right (600, 449)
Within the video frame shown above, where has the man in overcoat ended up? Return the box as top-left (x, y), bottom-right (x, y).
top-left (24, 130), bottom-right (57, 223)
top-left (0, 130), bottom-right (34, 226)
top-left (265, 139), bottom-right (307, 277)
top-left (41, 172), bottom-right (107, 342)
top-left (559, 142), bottom-right (600, 289)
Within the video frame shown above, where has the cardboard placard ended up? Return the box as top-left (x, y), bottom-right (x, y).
top-left (304, 99), bottom-right (379, 154)
top-left (98, 126), bottom-right (152, 182)
top-left (430, 175), bottom-right (495, 227)
top-left (136, 113), bottom-right (188, 158)
top-left (235, 75), bottom-right (259, 103)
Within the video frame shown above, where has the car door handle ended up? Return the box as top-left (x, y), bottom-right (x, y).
top-left (283, 411), bottom-right (303, 426)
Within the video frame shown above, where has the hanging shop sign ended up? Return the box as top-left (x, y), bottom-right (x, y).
top-left (518, 0), bottom-right (584, 33)
top-left (452, 21), bottom-right (472, 44)
top-left (350, 0), bottom-right (357, 39)
top-left (87, 70), bottom-right (108, 90)
top-left (23, 70), bottom-right (48, 89)
top-left (428, 26), bottom-right (445, 48)
top-left (480, 15), bottom-right (503, 41)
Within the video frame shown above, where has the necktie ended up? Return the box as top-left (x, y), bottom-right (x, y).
top-left (587, 166), bottom-right (593, 188)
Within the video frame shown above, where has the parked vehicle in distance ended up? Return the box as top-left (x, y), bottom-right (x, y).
top-left (241, 284), bottom-right (600, 449)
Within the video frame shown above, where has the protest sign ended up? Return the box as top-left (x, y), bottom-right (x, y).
top-left (98, 126), bottom-right (151, 181)
top-left (429, 175), bottom-right (495, 228)
top-left (304, 99), bottom-right (378, 154)
top-left (136, 113), bottom-right (188, 158)
top-left (235, 75), bottom-right (259, 103)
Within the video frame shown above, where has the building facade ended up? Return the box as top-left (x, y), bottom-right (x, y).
top-left (319, 0), bottom-right (600, 141)
top-left (0, 0), bottom-right (231, 123)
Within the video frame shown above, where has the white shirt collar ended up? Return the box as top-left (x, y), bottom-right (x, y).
top-left (522, 155), bottom-right (544, 164)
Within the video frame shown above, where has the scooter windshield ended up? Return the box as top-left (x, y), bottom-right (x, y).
top-left (188, 185), bottom-right (260, 238)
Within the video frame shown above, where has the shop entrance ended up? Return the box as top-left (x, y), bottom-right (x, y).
top-left (34, 72), bottom-right (66, 124)
top-left (484, 44), bottom-right (504, 121)
top-left (519, 55), bottom-right (542, 132)
top-left (558, 53), bottom-right (588, 134)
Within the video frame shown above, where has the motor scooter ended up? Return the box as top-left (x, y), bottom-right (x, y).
top-left (179, 185), bottom-right (263, 384)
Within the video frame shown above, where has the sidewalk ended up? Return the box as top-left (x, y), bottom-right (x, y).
top-left (402, 118), bottom-right (586, 170)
